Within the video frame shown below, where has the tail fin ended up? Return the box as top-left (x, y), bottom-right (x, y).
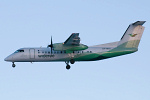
top-left (118, 21), bottom-right (146, 49)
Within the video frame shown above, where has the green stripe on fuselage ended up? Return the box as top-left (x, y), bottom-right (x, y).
top-left (74, 40), bottom-right (139, 61)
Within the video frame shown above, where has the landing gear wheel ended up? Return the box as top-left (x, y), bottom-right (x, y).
top-left (12, 62), bottom-right (16, 68)
top-left (65, 61), bottom-right (71, 70)
top-left (70, 59), bottom-right (75, 64)
top-left (66, 65), bottom-right (71, 70)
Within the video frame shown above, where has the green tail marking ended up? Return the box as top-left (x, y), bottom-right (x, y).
top-left (128, 34), bottom-right (137, 37)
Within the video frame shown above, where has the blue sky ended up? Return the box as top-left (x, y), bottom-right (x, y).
top-left (0, 0), bottom-right (150, 100)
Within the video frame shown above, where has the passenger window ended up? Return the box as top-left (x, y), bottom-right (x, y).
top-left (38, 50), bottom-right (40, 53)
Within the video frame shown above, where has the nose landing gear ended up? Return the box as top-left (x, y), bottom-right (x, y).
top-left (12, 62), bottom-right (16, 68)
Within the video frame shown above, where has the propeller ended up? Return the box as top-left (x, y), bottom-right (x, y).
top-left (47, 36), bottom-right (53, 54)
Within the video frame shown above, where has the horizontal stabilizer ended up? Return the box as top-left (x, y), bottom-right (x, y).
top-left (132, 21), bottom-right (146, 25)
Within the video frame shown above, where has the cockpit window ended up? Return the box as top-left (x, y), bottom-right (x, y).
top-left (14, 50), bottom-right (24, 53)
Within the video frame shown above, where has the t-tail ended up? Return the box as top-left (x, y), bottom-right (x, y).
top-left (105, 21), bottom-right (146, 58)
top-left (115, 21), bottom-right (145, 52)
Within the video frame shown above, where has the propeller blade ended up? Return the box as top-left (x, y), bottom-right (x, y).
top-left (47, 36), bottom-right (53, 48)
top-left (51, 36), bottom-right (53, 47)
top-left (47, 36), bottom-right (54, 54)
top-left (51, 36), bottom-right (53, 54)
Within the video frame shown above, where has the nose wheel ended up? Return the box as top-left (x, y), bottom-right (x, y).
top-left (12, 62), bottom-right (16, 68)
top-left (65, 61), bottom-right (71, 70)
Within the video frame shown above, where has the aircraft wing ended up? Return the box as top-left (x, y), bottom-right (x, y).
top-left (64, 33), bottom-right (80, 45)
top-left (53, 33), bottom-right (88, 52)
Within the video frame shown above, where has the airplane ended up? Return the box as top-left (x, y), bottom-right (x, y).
top-left (4, 21), bottom-right (146, 70)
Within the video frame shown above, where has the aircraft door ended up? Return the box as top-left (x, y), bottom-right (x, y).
top-left (29, 49), bottom-right (35, 59)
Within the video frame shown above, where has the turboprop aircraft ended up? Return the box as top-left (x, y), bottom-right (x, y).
top-left (5, 21), bottom-right (145, 70)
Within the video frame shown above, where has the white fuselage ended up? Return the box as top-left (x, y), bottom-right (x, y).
top-left (4, 46), bottom-right (114, 62)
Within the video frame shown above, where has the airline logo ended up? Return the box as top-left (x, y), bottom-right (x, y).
top-left (128, 33), bottom-right (137, 37)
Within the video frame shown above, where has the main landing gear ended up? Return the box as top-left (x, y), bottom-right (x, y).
top-left (65, 61), bottom-right (70, 70)
top-left (12, 62), bottom-right (16, 68)
top-left (65, 59), bottom-right (75, 70)
top-left (70, 59), bottom-right (75, 64)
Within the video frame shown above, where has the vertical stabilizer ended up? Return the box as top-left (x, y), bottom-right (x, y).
top-left (118, 21), bottom-right (145, 49)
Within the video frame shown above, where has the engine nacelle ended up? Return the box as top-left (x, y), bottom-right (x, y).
top-left (53, 43), bottom-right (88, 51)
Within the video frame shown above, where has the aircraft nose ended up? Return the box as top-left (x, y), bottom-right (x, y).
top-left (4, 55), bottom-right (13, 62)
